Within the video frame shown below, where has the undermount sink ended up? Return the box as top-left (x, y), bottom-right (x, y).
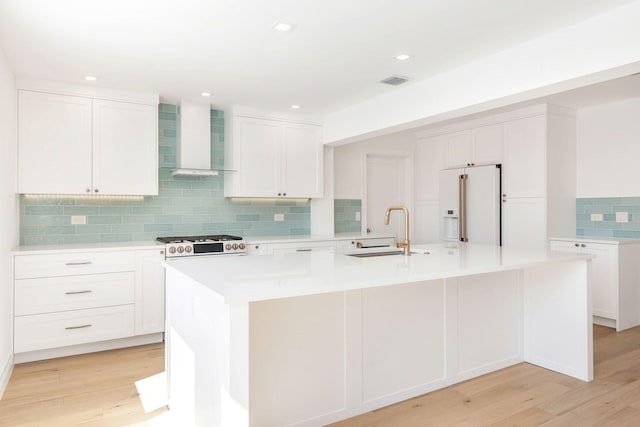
top-left (347, 250), bottom-right (404, 258)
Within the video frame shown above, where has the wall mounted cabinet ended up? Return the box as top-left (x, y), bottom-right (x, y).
top-left (443, 124), bottom-right (503, 169)
top-left (225, 108), bottom-right (323, 198)
top-left (17, 80), bottom-right (158, 196)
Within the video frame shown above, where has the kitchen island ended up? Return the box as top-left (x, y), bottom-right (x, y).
top-left (164, 243), bottom-right (593, 427)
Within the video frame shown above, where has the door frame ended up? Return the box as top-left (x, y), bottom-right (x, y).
top-left (362, 148), bottom-right (415, 238)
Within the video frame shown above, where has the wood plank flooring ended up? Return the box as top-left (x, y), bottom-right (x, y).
top-left (0, 343), bottom-right (167, 426)
top-left (331, 325), bottom-right (640, 427)
top-left (1, 325), bottom-right (640, 426)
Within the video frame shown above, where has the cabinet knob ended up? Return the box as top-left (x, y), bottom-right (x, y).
top-left (574, 243), bottom-right (579, 247)
top-left (277, 193), bottom-right (281, 196)
top-left (283, 193), bottom-right (286, 196)
top-left (94, 189), bottom-right (99, 193)
top-left (502, 194), bottom-right (507, 197)
top-left (86, 188), bottom-right (90, 193)
top-left (581, 244), bottom-right (586, 248)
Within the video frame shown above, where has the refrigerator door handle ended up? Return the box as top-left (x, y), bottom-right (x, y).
top-left (459, 174), bottom-right (468, 242)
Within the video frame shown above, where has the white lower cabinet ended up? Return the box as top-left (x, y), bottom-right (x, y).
top-left (502, 197), bottom-right (546, 249)
top-left (549, 239), bottom-right (640, 331)
top-left (13, 246), bottom-right (165, 360)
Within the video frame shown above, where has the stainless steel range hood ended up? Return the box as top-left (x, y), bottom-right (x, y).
top-left (171, 101), bottom-right (219, 177)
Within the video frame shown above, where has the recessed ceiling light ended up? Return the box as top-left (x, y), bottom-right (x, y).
top-left (395, 54), bottom-right (412, 61)
top-left (201, 92), bottom-right (211, 97)
top-left (291, 105), bottom-right (301, 109)
top-left (273, 22), bottom-right (294, 32)
top-left (84, 75), bottom-right (97, 81)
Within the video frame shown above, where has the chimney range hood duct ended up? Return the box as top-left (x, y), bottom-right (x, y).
top-left (171, 101), bottom-right (219, 177)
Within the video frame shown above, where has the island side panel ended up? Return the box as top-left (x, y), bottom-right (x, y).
top-left (523, 260), bottom-right (593, 381)
top-left (166, 267), bottom-right (250, 427)
top-left (448, 270), bottom-right (523, 382)
top-left (249, 292), bottom-right (348, 427)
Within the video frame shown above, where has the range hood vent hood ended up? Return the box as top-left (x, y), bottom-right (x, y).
top-left (171, 101), bottom-right (224, 177)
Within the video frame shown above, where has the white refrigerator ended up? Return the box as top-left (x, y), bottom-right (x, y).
top-left (439, 164), bottom-right (501, 245)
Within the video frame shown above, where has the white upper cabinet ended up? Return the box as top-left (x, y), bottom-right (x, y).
top-left (93, 100), bottom-right (158, 195)
top-left (502, 115), bottom-right (546, 198)
top-left (443, 124), bottom-right (503, 168)
top-left (18, 91), bottom-right (93, 194)
top-left (472, 124), bottom-right (504, 165)
top-left (225, 111), bottom-right (323, 198)
top-left (415, 135), bottom-right (444, 201)
top-left (444, 130), bottom-right (472, 168)
top-left (17, 81), bottom-right (158, 196)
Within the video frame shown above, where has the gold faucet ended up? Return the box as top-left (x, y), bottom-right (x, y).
top-left (384, 205), bottom-right (410, 256)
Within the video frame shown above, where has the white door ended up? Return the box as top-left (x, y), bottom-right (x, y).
top-left (366, 155), bottom-right (406, 238)
top-left (235, 117), bottom-right (282, 197)
top-left (502, 197), bottom-right (546, 249)
top-left (282, 123), bottom-right (323, 198)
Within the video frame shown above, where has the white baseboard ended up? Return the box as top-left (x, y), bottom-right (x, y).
top-left (593, 316), bottom-right (616, 329)
top-left (0, 352), bottom-right (14, 399)
top-left (14, 333), bottom-right (164, 364)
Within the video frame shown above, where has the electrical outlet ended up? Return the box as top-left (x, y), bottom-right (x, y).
top-left (590, 213), bottom-right (603, 222)
top-left (71, 215), bottom-right (87, 225)
top-left (355, 211), bottom-right (361, 221)
top-left (616, 211), bottom-right (629, 223)
top-left (274, 213), bottom-right (284, 222)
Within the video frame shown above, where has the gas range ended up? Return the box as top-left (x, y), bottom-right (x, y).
top-left (156, 234), bottom-right (247, 258)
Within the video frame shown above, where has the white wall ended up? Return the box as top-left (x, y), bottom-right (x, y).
top-left (577, 98), bottom-right (640, 197)
top-left (334, 130), bottom-right (416, 200)
top-left (0, 46), bottom-right (17, 397)
top-left (324, 1), bottom-right (640, 145)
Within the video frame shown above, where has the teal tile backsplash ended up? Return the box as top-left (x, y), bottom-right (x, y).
top-left (334, 199), bottom-right (362, 233)
top-left (576, 197), bottom-right (640, 238)
top-left (20, 104), bottom-right (310, 245)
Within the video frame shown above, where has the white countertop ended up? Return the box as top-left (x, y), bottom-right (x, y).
top-left (549, 236), bottom-right (640, 245)
top-left (164, 242), bottom-right (592, 304)
top-left (244, 233), bottom-right (395, 244)
top-left (12, 240), bottom-right (163, 255)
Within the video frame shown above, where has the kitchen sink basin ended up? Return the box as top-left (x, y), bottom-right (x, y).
top-left (346, 250), bottom-right (403, 258)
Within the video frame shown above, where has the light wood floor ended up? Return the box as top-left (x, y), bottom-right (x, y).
top-left (0, 343), bottom-right (167, 426)
top-left (2, 325), bottom-right (640, 426)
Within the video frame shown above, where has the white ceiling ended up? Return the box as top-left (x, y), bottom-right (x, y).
top-left (0, 0), bottom-right (636, 115)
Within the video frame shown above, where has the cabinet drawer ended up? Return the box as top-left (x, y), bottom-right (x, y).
top-left (15, 272), bottom-right (135, 316)
top-left (15, 251), bottom-right (135, 279)
top-left (14, 305), bottom-right (135, 353)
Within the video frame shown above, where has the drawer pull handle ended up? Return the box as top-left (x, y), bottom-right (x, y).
top-left (65, 261), bottom-right (92, 266)
top-left (65, 324), bottom-right (92, 330)
top-left (296, 249), bottom-right (313, 252)
top-left (65, 290), bottom-right (93, 295)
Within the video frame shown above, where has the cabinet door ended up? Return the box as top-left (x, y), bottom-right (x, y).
top-left (282, 123), bottom-right (323, 198)
top-left (503, 115), bottom-right (546, 198)
top-left (502, 197), bottom-right (546, 249)
top-left (472, 124), bottom-right (503, 165)
top-left (93, 100), bottom-right (158, 195)
top-left (234, 117), bottom-right (282, 197)
top-left (583, 243), bottom-right (617, 320)
top-left (444, 130), bottom-right (472, 168)
top-left (134, 249), bottom-right (166, 335)
top-left (416, 136), bottom-right (445, 201)
top-left (18, 91), bottom-right (92, 194)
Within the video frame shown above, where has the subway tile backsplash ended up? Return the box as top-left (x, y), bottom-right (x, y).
top-left (19, 104), bottom-right (310, 245)
top-left (576, 197), bottom-right (640, 238)
top-left (334, 199), bottom-right (362, 233)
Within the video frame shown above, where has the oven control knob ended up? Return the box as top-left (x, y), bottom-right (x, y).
top-left (168, 247), bottom-right (176, 254)
top-left (225, 244), bottom-right (232, 250)
top-left (232, 243), bottom-right (238, 250)
top-left (239, 243), bottom-right (245, 250)
top-left (177, 246), bottom-right (184, 253)
top-left (185, 246), bottom-right (192, 253)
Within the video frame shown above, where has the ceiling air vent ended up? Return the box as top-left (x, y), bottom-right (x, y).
top-left (380, 75), bottom-right (411, 86)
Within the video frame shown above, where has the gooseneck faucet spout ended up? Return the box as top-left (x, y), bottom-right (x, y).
top-left (384, 205), bottom-right (410, 256)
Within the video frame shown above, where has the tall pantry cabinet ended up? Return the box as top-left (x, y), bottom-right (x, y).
top-left (415, 104), bottom-right (576, 248)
